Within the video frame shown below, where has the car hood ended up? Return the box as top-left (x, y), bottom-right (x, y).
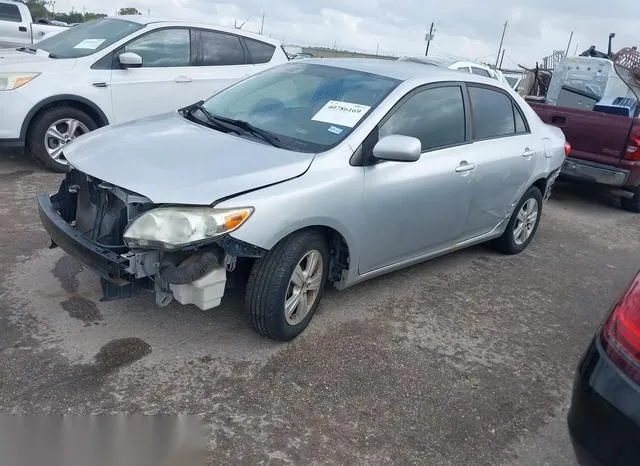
top-left (64, 112), bottom-right (316, 205)
top-left (0, 49), bottom-right (75, 70)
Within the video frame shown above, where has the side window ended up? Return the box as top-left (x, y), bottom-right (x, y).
top-left (124, 28), bottom-right (191, 67)
top-left (199, 30), bottom-right (245, 66)
top-left (469, 86), bottom-right (516, 139)
top-left (245, 38), bottom-right (276, 64)
top-left (471, 67), bottom-right (492, 78)
top-left (379, 86), bottom-right (466, 152)
top-left (514, 104), bottom-right (528, 133)
top-left (0, 4), bottom-right (21, 22)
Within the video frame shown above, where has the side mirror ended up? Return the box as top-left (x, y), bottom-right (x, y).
top-left (372, 135), bottom-right (422, 162)
top-left (118, 52), bottom-right (143, 69)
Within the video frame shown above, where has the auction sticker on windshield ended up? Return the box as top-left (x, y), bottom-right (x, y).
top-left (73, 39), bottom-right (106, 50)
top-left (312, 101), bottom-right (371, 128)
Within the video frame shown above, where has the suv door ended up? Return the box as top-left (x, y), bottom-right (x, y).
top-left (0, 3), bottom-right (27, 46)
top-left (109, 27), bottom-right (196, 123)
top-left (359, 84), bottom-right (474, 274)
top-left (187, 29), bottom-right (254, 100)
top-left (463, 84), bottom-right (539, 238)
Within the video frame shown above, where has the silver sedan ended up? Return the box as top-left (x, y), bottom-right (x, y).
top-left (38, 58), bottom-right (568, 340)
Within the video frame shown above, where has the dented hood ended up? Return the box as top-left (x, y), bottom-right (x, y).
top-left (64, 112), bottom-right (316, 205)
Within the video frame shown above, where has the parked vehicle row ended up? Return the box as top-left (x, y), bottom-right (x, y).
top-left (0, 15), bottom-right (288, 171)
top-left (37, 58), bottom-right (568, 341)
top-left (0, 0), bottom-right (67, 48)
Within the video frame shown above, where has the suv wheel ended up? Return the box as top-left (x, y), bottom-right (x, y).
top-left (492, 186), bottom-right (543, 255)
top-left (245, 230), bottom-right (329, 341)
top-left (621, 187), bottom-right (640, 213)
top-left (28, 106), bottom-right (97, 172)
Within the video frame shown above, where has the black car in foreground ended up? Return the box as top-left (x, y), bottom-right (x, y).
top-left (568, 270), bottom-right (640, 466)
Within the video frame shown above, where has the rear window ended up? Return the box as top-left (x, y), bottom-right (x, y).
top-left (0, 3), bottom-right (21, 22)
top-left (469, 86), bottom-right (521, 139)
top-left (199, 30), bottom-right (245, 66)
top-left (245, 38), bottom-right (275, 64)
top-left (471, 67), bottom-right (492, 78)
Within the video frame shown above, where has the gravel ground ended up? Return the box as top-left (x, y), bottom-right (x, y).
top-left (1, 151), bottom-right (639, 465)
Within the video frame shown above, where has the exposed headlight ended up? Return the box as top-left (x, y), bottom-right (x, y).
top-left (0, 73), bottom-right (40, 91)
top-left (123, 206), bottom-right (254, 250)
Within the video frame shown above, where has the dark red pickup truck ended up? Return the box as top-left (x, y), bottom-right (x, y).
top-left (530, 103), bottom-right (640, 211)
top-left (527, 55), bottom-right (640, 212)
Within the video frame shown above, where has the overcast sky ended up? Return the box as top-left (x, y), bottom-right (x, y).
top-left (54, 0), bottom-right (639, 67)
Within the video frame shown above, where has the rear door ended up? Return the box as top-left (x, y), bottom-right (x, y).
top-left (530, 102), bottom-right (633, 166)
top-left (463, 84), bottom-right (539, 238)
top-left (0, 3), bottom-right (29, 46)
top-left (187, 28), bottom-right (255, 101)
top-left (109, 27), bottom-right (198, 123)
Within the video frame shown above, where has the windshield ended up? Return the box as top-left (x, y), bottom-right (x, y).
top-left (198, 63), bottom-right (400, 152)
top-left (32, 18), bottom-right (143, 59)
top-left (505, 76), bottom-right (518, 88)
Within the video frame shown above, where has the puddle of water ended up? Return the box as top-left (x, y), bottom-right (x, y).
top-left (52, 256), bottom-right (84, 294)
top-left (94, 337), bottom-right (152, 372)
top-left (60, 296), bottom-right (102, 325)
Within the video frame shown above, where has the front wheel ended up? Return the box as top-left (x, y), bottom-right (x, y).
top-left (28, 106), bottom-right (97, 172)
top-left (245, 230), bottom-right (329, 341)
top-left (492, 186), bottom-right (543, 255)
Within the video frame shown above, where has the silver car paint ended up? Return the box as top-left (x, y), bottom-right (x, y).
top-left (64, 112), bottom-right (316, 205)
top-left (214, 69), bottom-right (565, 289)
top-left (66, 59), bottom-right (565, 290)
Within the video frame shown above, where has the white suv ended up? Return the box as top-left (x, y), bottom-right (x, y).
top-left (0, 16), bottom-right (288, 171)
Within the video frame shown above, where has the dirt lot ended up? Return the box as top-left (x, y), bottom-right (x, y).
top-left (1, 151), bottom-right (639, 465)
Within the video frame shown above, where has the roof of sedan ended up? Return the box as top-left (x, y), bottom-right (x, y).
top-left (299, 57), bottom-right (496, 84)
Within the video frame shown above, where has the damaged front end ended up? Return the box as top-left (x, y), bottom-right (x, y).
top-left (37, 170), bottom-right (264, 309)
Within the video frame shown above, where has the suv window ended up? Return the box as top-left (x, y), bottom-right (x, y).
top-left (245, 38), bottom-right (276, 64)
top-left (379, 86), bottom-right (466, 152)
top-left (469, 86), bottom-right (520, 139)
top-left (0, 4), bottom-right (21, 22)
top-left (199, 30), bottom-right (245, 66)
top-left (125, 28), bottom-right (191, 68)
top-left (471, 67), bottom-right (492, 78)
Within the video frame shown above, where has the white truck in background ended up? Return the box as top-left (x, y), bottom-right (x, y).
top-left (0, 0), bottom-right (67, 48)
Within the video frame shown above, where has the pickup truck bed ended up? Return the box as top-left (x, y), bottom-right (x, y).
top-left (530, 101), bottom-right (640, 211)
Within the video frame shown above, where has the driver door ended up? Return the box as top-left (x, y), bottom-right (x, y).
top-left (359, 84), bottom-right (476, 274)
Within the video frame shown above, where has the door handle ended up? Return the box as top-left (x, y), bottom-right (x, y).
top-left (19, 26), bottom-right (27, 32)
top-left (551, 115), bottom-right (566, 126)
top-left (522, 148), bottom-right (536, 158)
top-left (455, 161), bottom-right (476, 173)
top-left (175, 76), bottom-right (193, 83)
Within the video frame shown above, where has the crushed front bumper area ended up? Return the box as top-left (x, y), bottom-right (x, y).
top-left (37, 193), bottom-right (149, 300)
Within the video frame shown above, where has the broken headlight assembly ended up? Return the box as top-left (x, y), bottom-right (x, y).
top-left (123, 206), bottom-right (254, 251)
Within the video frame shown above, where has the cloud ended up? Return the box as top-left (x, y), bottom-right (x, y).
top-left (54, 0), bottom-right (640, 66)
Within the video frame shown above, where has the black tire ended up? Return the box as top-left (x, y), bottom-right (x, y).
top-left (492, 186), bottom-right (543, 255)
top-left (28, 106), bottom-right (97, 173)
top-left (621, 187), bottom-right (640, 213)
top-left (245, 230), bottom-right (329, 341)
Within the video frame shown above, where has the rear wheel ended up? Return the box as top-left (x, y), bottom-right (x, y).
top-left (245, 230), bottom-right (329, 341)
top-left (28, 106), bottom-right (97, 172)
top-left (621, 187), bottom-right (640, 213)
top-left (492, 186), bottom-right (543, 255)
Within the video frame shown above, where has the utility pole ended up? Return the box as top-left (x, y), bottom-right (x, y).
top-left (260, 14), bottom-right (265, 35)
top-left (499, 49), bottom-right (505, 68)
top-left (574, 43), bottom-right (580, 56)
top-left (565, 31), bottom-right (574, 57)
top-left (495, 20), bottom-right (508, 67)
top-left (425, 22), bottom-right (434, 56)
top-left (376, 44), bottom-right (379, 56)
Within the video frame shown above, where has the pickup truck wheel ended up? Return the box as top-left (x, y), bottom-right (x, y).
top-left (245, 231), bottom-right (329, 341)
top-left (492, 186), bottom-right (543, 255)
top-left (621, 188), bottom-right (640, 213)
top-left (28, 107), bottom-right (97, 173)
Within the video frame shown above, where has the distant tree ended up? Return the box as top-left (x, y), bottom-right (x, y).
top-left (20, 0), bottom-right (49, 20)
top-left (118, 7), bottom-right (141, 15)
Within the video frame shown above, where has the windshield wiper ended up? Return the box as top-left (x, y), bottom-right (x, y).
top-left (209, 114), bottom-right (284, 148)
top-left (182, 101), bottom-right (241, 134)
